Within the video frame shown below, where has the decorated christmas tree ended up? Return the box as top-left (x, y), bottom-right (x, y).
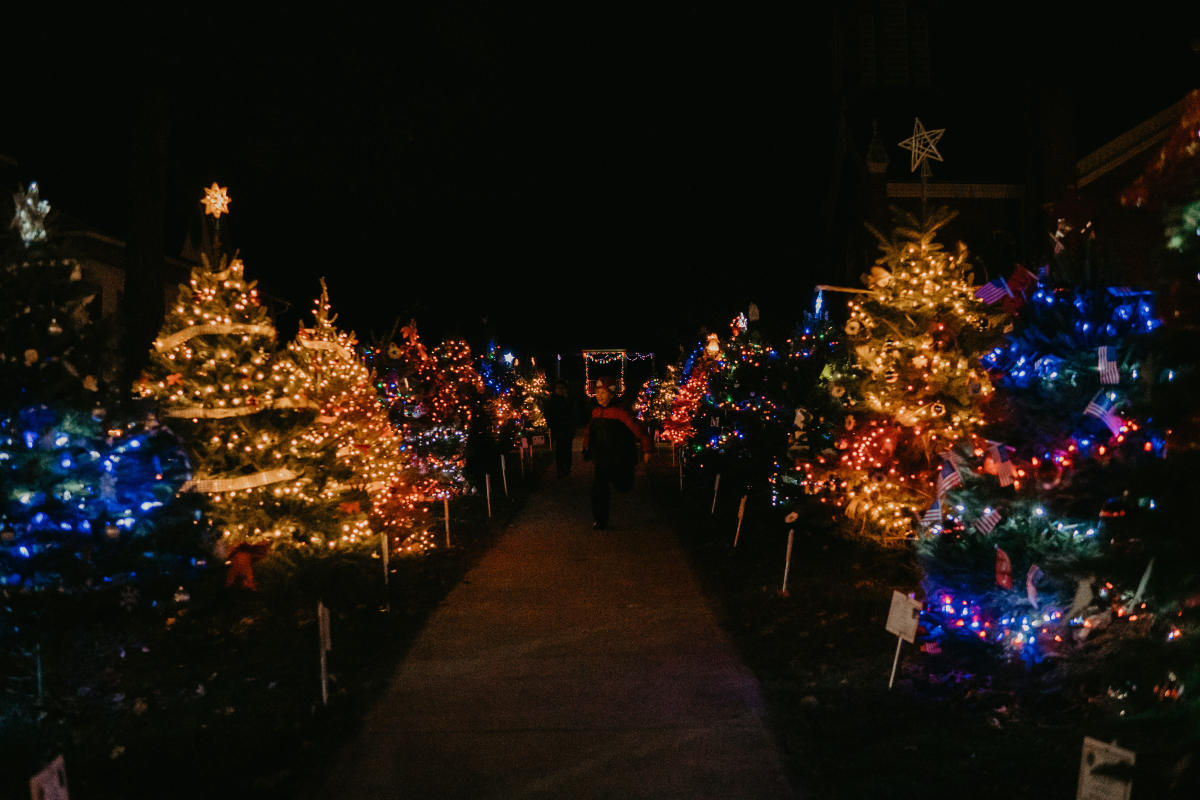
top-left (798, 207), bottom-right (1004, 542)
top-left (281, 280), bottom-right (435, 549)
top-left (515, 361), bottom-right (548, 433)
top-left (634, 362), bottom-right (680, 437)
top-left (672, 312), bottom-right (796, 496)
top-left (1, 183), bottom-right (189, 587)
top-left (137, 187), bottom-right (341, 553)
top-left (662, 332), bottom-right (723, 448)
top-left (1, 183), bottom-right (192, 587)
top-left (369, 322), bottom-right (472, 497)
top-left (477, 341), bottom-right (522, 455)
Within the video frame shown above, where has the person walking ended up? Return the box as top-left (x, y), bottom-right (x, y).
top-left (546, 379), bottom-right (576, 478)
top-left (581, 377), bottom-right (653, 530)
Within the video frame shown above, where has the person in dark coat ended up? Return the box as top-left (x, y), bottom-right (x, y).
top-left (581, 377), bottom-right (654, 530)
top-left (546, 379), bottom-right (575, 477)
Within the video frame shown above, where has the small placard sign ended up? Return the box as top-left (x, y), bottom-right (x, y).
top-left (532, 435), bottom-right (546, 446)
top-left (29, 754), bottom-right (68, 800)
top-left (885, 591), bottom-right (922, 644)
top-left (1077, 737), bottom-right (1134, 800)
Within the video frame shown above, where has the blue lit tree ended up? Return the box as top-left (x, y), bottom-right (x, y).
top-left (917, 102), bottom-right (1200, 783)
top-left (1, 183), bottom-right (190, 588)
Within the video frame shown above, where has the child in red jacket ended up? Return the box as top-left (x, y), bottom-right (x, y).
top-left (582, 378), bottom-right (653, 530)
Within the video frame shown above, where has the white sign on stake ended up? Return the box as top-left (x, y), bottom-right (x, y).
top-left (29, 754), bottom-right (69, 800)
top-left (318, 601), bottom-right (332, 706)
top-left (885, 590), bottom-right (923, 690)
top-left (1077, 737), bottom-right (1135, 800)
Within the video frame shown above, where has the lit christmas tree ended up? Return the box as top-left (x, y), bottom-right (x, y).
top-left (281, 280), bottom-right (433, 549)
top-left (635, 363), bottom-right (679, 437)
top-left (477, 342), bottom-right (522, 454)
top-left (798, 207), bottom-right (1005, 542)
top-left (369, 322), bottom-right (472, 498)
top-left (662, 333), bottom-right (723, 447)
top-left (137, 193), bottom-right (340, 553)
top-left (515, 361), bottom-right (548, 432)
top-left (675, 313), bottom-right (796, 496)
top-left (1, 183), bottom-right (189, 587)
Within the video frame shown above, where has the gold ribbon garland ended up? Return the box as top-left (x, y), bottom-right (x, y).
top-left (154, 322), bottom-right (277, 352)
top-left (181, 467), bottom-right (298, 493)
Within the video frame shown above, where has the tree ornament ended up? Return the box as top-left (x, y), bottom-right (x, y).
top-left (930, 402), bottom-right (946, 416)
top-left (47, 318), bottom-right (62, 335)
top-left (885, 368), bottom-right (900, 383)
top-left (10, 181), bottom-right (50, 245)
top-left (863, 265), bottom-right (891, 289)
top-left (829, 384), bottom-right (845, 398)
top-left (82, 375), bottom-right (99, 392)
top-left (200, 183), bottom-right (231, 218)
top-left (1035, 459), bottom-right (1062, 490)
top-left (24, 348), bottom-right (38, 366)
top-left (897, 117), bottom-right (945, 173)
top-left (844, 414), bottom-right (857, 430)
top-left (844, 320), bottom-right (862, 336)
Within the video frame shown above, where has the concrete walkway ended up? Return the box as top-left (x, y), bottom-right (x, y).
top-left (316, 444), bottom-right (796, 799)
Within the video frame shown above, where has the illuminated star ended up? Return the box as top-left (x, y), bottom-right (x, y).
top-left (11, 181), bottom-right (50, 245)
top-left (898, 118), bottom-right (945, 173)
top-left (201, 182), bottom-right (231, 218)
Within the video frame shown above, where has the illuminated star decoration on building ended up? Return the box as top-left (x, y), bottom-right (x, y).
top-left (201, 182), bottom-right (232, 218)
top-left (898, 118), bottom-right (945, 173)
top-left (11, 181), bottom-right (51, 245)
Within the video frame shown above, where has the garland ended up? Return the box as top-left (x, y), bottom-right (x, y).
top-left (154, 322), bottom-right (277, 352)
top-left (181, 467), bottom-right (298, 493)
top-left (297, 335), bottom-right (355, 363)
top-left (162, 395), bottom-right (320, 419)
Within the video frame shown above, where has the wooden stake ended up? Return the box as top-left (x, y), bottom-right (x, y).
top-left (318, 601), bottom-right (332, 706)
top-left (501, 455), bottom-right (509, 496)
top-left (888, 636), bottom-right (904, 690)
top-left (443, 496), bottom-right (451, 547)
top-left (733, 494), bottom-right (747, 548)
top-left (35, 643), bottom-right (43, 705)
top-left (485, 474), bottom-right (492, 517)
top-left (711, 473), bottom-right (721, 514)
top-left (780, 529), bottom-right (794, 595)
top-left (380, 533), bottom-right (390, 613)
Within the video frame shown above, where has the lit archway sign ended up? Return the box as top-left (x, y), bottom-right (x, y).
top-left (581, 349), bottom-right (654, 396)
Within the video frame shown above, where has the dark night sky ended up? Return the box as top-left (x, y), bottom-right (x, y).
top-left (4, 6), bottom-right (1198, 367)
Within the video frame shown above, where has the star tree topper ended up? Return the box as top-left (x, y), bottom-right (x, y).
top-left (11, 181), bottom-right (50, 245)
top-left (898, 118), bottom-right (945, 173)
top-left (201, 182), bottom-right (231, 218)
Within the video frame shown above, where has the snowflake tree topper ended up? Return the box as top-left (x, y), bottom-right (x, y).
top-left (201, 182), bottom-right (231, 218)
top-left (11, 181), bottom-right (50, 245)
top-left (898, 118), bottom-right (945, 174)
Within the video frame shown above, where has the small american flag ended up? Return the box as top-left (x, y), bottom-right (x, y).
top-left (922, 499), bottom-right (942, 526)
top-left (936, 459), bottom-right (962, 497)
top-left (975, 507), bottom-right (1002, 534)
top-left (1084, 391), bottom-right (1123, 435)
top-left (989, 442), bottom-right (1014, 487)
top-left (974, 277), bottom-right (1012, 305)
top-left (1098, 346), bottom-right (1119, 384)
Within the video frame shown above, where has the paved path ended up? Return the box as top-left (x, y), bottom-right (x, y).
top-left (316, 444), bottom-right (796, 799)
